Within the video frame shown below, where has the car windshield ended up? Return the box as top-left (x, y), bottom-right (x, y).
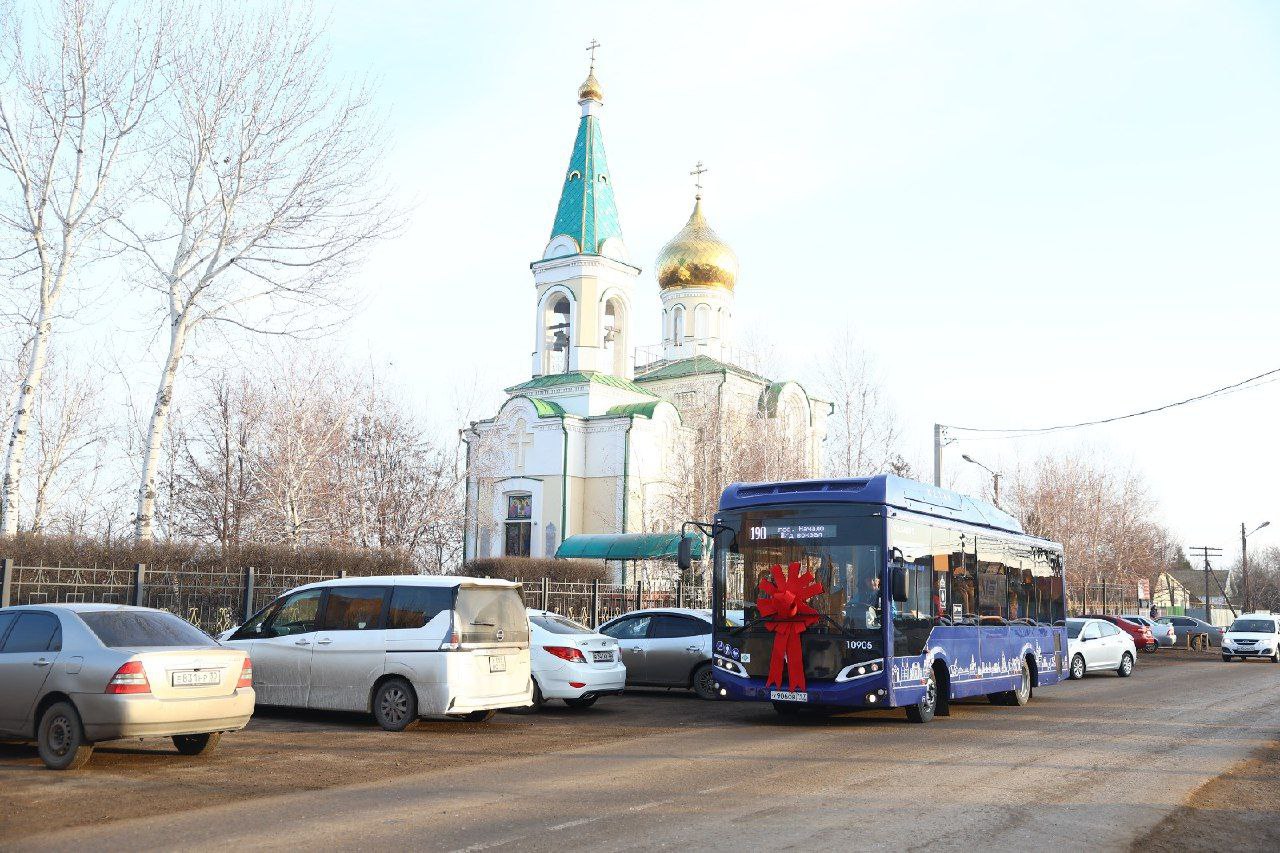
top-left (80, 611), bottom-right (213, 647)
top-left (531, 613), bottom-right (590, 635)
top-left (1065, 620), bottom-right (1086, 638)
top-left (455, 586), bottom-right (530, 645)
top-left (1228, 619), bottom-right (1277, 633)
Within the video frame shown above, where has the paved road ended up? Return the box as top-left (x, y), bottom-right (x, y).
top-left (11, 656), bottom-right (1280, 852)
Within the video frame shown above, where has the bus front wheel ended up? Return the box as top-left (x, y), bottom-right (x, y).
top-left (905, 671), bottom-right (937, 724)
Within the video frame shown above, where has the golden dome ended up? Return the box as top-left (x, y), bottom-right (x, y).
top-left (656, 196), bottom-right (738, 291)
top-left (578, 70), bottom-right (603, 103)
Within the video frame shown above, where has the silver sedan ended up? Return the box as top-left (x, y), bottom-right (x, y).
top-left (0, 604), bottom-right (254, 770)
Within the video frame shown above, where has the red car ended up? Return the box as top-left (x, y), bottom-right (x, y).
top-left (1083, 614), bottom-right (1156, 652)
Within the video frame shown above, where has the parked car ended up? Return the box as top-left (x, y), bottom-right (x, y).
top-left (597, 608), bottom-right (718, 699)
top-left (1156, 615), bottom-right (1223, 647)
top-left (1065, 617), bottom-right (1137, 679)
top-left (525, 609), bottom-right (625, 709)
top-left (1221, 613), bottom-right (1280, 662)
top-left (220, 576), bottom-right (532, 730)
top-left (1081, 614), bottom-right (1156, 652)
top-left (1120, 614), bottom-right (1176, 648)
top-left (0, 603), bottom-right (253, 770)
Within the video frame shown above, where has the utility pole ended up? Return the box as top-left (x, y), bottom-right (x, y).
top-left (1240, 521), bottom-right (1271, 614)
top-left (933, 424), bottom-right (943, 486)
top-left (1189, 546), bottom-right (1222, 625)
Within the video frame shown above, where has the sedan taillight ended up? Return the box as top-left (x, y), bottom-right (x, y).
top-left (543, 645), bottom-right (587, 663)
top-left (237, 657), bottom-right (253, 689)
top-left (106, 660), bottom-right (151, 694)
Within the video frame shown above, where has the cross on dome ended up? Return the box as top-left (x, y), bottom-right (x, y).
top-left (586, 38), bottom-right (601, 70)
top-left (690, 160), bottom-right (707, 197)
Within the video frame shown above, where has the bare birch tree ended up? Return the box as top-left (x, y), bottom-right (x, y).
top-left (0, 0), bottom-right (165, 536)
top-left (25, 353), bottom-right (108, 533)
top-left (120, 2), bottom-right (391, 542)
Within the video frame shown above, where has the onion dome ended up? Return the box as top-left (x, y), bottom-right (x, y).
top-left (578, 70), bottom-right (604, 103)
top-left (656, 196), bottom-right (738, 290)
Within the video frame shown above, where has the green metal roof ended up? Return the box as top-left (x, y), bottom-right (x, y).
top-left (606, 401), bottom-right (662, 418)
top-left (634, 355), bottom-right (769, 385)
top-left (530, 398), bottom-right (566, 418)
top-left (555, 532), bottom-right (704, 561)
top-left (506, 371), bottom-right (657, 397)
top-left (549, 112), bottom-right (623, 255)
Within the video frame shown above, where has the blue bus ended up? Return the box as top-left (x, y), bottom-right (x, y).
top-left (692, 475), bottom-right (1067, 722)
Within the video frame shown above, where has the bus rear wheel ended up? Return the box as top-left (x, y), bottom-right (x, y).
top-left (905, 671), bottom-right (937, 724)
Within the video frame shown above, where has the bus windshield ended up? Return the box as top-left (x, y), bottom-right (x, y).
top-left (717, 505), bottom-right (884, 645)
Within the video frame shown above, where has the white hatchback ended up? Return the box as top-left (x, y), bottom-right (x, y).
top-left (1065, 617), bottom-right (1137, 679)
top-left (221, 576), bottom-right (532, 729)
top-left (526, 609), bottom-right (626, 709)
top-left (1221, 614), bottom-right (1280, 662)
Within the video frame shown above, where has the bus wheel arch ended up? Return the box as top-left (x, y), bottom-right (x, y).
top-left (932, 660), bottom-right (951, 717)
top-left (1025, 653), bottom-right (1039, 689)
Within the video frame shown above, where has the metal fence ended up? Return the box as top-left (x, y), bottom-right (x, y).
top-left (0, 560), bottom-right (708, 634)
top-left (1067, 582), bottom-right (1146, 618)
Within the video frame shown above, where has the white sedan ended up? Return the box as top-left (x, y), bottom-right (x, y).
top-left (527, 609), bottom-right (626, 709)
top-left (1065, 617), bottom-right (1136, 679)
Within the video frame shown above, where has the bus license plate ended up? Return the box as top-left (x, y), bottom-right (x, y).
top-left (770, 690), bottom-right (808, 703)
top-left (172, 670), bottom-right (220, 688)
top-left (489, 656), bottom-right (507, 673)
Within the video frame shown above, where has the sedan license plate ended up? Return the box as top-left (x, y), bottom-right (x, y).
top-left (592, 650), bottom-right (614, 663)
top-left (489, 655), bottom-right (507, 673)
top-left (172, 669), bottom-right (220, 688)
top-left (770, 690), bottom-right (808, 703)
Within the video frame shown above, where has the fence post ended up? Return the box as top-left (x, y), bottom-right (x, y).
top-left (636, 579), bottom-right (642, 611)
top-left (541, 577), bottom-right (549, 611)
top-left (676, 579), bottom-right (684, 609)
top-left (591, 579), bottom-right (599, 628)
top-left (242, 566), bottom-right (256, 624)
top-left (339, 569), bottom-right (348, 579)
top-left (134, 563), bottom-right (147, 607)
top-left (1, 557), bottom-right (12, 608)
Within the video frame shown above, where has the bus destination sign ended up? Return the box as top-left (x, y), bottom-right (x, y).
top-left (748, 523), bottom-right (837, 541)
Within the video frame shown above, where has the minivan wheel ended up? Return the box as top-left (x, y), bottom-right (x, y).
top-left (173, 732), bottom-right (221, 756)
top-left (1117, 652), bottom-right (1134, 677)
top-left (1070, 654), bottom-right (1086, 680)
top-left (372, 678), bottom-right (418, 731)
top-left (692, 663), bottom-right (719, 700)
top-left (38, 702), bottom-right (93, 770)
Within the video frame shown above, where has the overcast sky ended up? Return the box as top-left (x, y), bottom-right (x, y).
top-left (280, 1), bottom-right (1280, 561)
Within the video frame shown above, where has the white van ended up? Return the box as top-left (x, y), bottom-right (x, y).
top-left (221, 576), bottom-right (532, 729)
top-left (1221, 613), bottom-right (1280, 662)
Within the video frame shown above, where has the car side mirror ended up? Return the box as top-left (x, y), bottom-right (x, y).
top-left (892, 566), bottom-right (910, 603)
top-left (677, 537), bottom-right (692, 571)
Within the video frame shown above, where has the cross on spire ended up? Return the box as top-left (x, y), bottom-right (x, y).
top-left (586, 39), bottom-right (601, 71)
top-left (690, 160), bottom-right (708, 196)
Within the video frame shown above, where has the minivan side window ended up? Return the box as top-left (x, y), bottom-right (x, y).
top-left (1, 612), bottom-right (61, 653)
top-left (266, 589), bottom-right (325, 637)
top-left (320, 587), bottom-right (388, 631)
top-left (649, 615), bottom-right (708, 638)
top-left (386, 586), bottom-right (453, 630)
top-left (231, 600), bottom-right (283, 641)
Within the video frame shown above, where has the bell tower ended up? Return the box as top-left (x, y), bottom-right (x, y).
top-left (530, 46), bottom-right (640, 379)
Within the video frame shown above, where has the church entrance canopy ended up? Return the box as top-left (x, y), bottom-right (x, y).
top-left (555, 533), bottom-right (703, 561)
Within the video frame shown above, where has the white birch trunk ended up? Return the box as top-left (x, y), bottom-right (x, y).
top-left (133, 312), bottom-right (192, 542)
top-left (0, 312), bottom-right (53, 536)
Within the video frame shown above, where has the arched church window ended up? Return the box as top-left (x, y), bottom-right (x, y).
top-left (567, 170), bottom-right (581, 181)
top-left (544, 294), bottom-right (572, 374)
top-left (504, 493), bottom-right (532, 557)
top-left (602, 297), bottom-right (626, 375)
top-left (693, 304), bottom-right (710, 340)
top-left (672, 305), bottom-right (685, 343)
top-left (598, 174), bottom-right (608, 183)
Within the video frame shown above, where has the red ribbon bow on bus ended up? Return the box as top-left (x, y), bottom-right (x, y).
top-left (756, 562), bottom-right (824, 692)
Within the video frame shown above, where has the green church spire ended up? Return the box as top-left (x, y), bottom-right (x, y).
top-left (549, 69), bottom-right (624, 257)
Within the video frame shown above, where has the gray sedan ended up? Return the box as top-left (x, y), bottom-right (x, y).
top-left (1121, 615), bottom-right (1176, 648)
top-left (598, 608), bottom-right (718, 700)
top-left (0, 604), bottom-right (254, 769)
top-left (1157, 615), bottom-right (1223, 647)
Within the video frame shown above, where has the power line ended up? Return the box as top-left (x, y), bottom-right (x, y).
top-left (947, 364), bottom-right (1280, 439)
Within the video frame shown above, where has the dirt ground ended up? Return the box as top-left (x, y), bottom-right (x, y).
top-left (3, 650), bottom-right (1277, 850)
top-left (1137, 735), bottom-right (1280, 852)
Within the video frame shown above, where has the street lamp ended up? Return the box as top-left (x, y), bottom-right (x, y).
top-left (961, 454), bottom-right (1002, 506)
top-left (1241, 521), bottom-right (1271, 613)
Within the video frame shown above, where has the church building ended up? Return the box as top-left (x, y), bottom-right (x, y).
top-left (461, 63), bottom-right (830, 572)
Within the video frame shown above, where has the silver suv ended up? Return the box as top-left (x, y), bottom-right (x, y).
top-left (598, 609), bottom-right (718, 700)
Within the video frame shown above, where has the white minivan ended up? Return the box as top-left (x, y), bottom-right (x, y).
top-left (221, 576), bottom-right (532, 729)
